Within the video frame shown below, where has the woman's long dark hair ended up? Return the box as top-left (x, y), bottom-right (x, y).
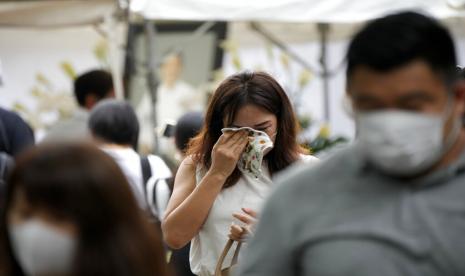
top-left (187, 71), bottom-right (307, 188)
top-left (0, 143), bottom-right (169, 276)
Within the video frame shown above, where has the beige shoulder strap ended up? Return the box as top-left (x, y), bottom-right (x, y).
top-left (214, 239), bottom-right (242, 276)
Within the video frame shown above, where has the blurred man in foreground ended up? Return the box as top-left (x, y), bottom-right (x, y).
top-left (240, 11), bottom-right (465, 276)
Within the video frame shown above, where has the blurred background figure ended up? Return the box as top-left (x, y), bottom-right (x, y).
top-left (137, 50), bottom-right (203, 155)
top-left (0, 143), bottom-right (170, 276)
top-left (88, 99), bottom-right (172, 221)
top-left (43, 69), bottom-right (114, 142)
top-left (173, 111), bottom-right (204, 163)
top-left (157, 51), bottom-right (199, 126)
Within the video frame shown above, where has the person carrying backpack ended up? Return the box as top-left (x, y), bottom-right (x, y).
top-left (88, 99), bottom-right (172, 220)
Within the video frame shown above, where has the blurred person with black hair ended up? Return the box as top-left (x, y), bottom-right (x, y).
top-left (168, 111), bottom-right (204, 276)
top-left (88, 99), bottom-right (172, 221)
top-left (240, 11), bottom-right (465, 276)
top-left (173, 111), bottom-right (204, 163)
top-left (0, 143), bottom-right (170, 276)
top-left (44, 69), bottom-right (114, 142)
top-left (0, 107), bottom-right (34, 214)
top-left (0, 107), bottom-right (34, 156)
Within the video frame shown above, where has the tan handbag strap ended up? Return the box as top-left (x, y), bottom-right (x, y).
top-left (214, 239), bottom-right (242, 276)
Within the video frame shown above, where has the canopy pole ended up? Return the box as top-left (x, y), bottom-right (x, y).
top-left (318, 23), bottom-right (330, 123)
top-left (144, 20), bottom-right (160, 154)
top-left (249, 22), bottom-right (318, 73)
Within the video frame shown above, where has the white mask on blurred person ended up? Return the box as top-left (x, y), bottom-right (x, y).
top-left (8, 219), bottom-right (76, 276)
top-left (356, 99), bottom-right (460, 177)
top-left (222, 127), bottom-right (274, 179)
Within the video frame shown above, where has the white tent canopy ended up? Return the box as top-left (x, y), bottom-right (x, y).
top-left (0, 0), bottom-right (115, 28)
top-left (131, 0), bottom-right (465, 23)
top-left (129, 0), bottom-right (465, 141)
top-left (0, 0), bottom-right (124, 100)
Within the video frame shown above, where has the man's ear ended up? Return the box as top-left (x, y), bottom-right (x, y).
top-left (84, 94), bottom-right (97, 110)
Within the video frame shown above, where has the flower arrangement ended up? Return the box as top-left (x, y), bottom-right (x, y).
top-left (12, 40), bottom-right (110, 134)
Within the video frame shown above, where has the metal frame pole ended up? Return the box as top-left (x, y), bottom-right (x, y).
top-left (144, 19), bottom-right (160, 154)
top-left (318, 23), bottom-right (330, 123)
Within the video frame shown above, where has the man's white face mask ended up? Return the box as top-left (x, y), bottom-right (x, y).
top-left (355, 97), bottom-right (461, 177)
top-left (222, 127), bottom-right (274, 178)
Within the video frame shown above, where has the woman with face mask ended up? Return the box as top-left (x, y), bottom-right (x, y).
top-left (0, 144), bottom-right (170, 276)
top-left (162, 71), bottom-right (318, 276)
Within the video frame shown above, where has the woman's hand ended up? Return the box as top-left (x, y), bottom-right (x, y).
top-left (209, 130), bottom-right (248, 179)
top-left (228, 208), bottom-right (258, 242)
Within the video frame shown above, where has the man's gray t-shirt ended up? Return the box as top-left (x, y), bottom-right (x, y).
top-left (240, 145), bottom-right (465, 276)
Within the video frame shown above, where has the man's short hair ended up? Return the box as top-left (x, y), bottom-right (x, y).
top-left (346, 11), bottom-right (457, 85)
top-left (74, 70), bottom-right (113, 107)
top-left (88, 99), bottom-right (139, 149)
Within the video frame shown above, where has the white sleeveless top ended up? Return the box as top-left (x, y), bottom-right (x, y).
top-left (190, 155), bottom-right (318, 276)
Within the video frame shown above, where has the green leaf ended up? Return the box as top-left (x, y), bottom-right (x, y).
top-left (60, 61), bottom-right (77, 79)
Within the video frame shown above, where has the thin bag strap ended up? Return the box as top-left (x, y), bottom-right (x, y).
top-left (151, 178), bottom-right (160, 215)
top-left (140, 156), bottom-right (152, 187)
top-left (140, 155), bottom-right (152, 201)
top-left (214, 239), bottom-right (242, 276)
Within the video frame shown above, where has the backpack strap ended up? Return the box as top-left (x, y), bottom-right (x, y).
top-left (141, 156), bottom-right (163, 215)
top-left (150, 178), bottom-right (161, 216)
top-left (140, 155), bottom-right (152, 204)
top-left (140, 156), bottom-right (152, 188)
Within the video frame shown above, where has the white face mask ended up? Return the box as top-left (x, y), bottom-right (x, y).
top-left (356, 99), bottom-right (461, 177)
top-left (222, 127), bottom-right (274, 178)
top-left (8, 219), bottom-right (77, 276)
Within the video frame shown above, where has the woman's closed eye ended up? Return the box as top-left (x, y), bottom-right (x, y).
top-left (256, 125), bottom-right (271, 132)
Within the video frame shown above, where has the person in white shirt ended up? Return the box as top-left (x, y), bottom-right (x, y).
top-left (162, 71), bottom-right (318, 276)
top-left (88, 99), bottom-right (172, 219)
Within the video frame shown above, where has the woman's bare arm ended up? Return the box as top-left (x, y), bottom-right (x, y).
top-left (162, 130), bottom-right (248, 249)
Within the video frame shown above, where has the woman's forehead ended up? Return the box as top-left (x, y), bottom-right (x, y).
top-left (231, 104), bottom-right (275, 124)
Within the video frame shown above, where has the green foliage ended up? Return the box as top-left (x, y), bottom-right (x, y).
top-left (60, 62), bottom-right (77, 80)
top-left (306, 136), bottom-right (348, 154)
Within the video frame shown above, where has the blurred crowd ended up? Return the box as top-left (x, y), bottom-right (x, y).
top-left (1, 10), bottom-right (465, 276)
